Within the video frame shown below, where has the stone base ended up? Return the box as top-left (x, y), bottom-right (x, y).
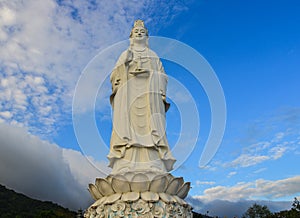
top-left (85, 172), bottom-right (193, 217)
top-left (84, 199), bottom-right (192, 218)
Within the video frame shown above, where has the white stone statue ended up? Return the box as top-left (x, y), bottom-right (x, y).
top-left (85, 21), bottom-right (192, 218)
top-left (108, 20), bottom-right (176, 174)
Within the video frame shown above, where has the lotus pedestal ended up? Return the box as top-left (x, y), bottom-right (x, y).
top-left (84, 172), bottom-right (192, 217)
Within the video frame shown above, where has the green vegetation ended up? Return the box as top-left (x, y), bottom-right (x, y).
top-left (242, 203), bottom-right (272, 218)
top-left (243, 198), bottom-right (300, 218)
top-left (271, 198), bottom-right (300, 218)
top-left (192, 211), bottom-right (204, 217)
top-left (0, 184), bottom-right (76, 218)
top-left (192, 212), bottom-right (213, 218)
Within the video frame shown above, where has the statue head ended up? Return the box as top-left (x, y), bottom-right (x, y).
top-left (130, 20), bottom-right (148, 38)
top-left (129, 20), bottom-right (148, 47)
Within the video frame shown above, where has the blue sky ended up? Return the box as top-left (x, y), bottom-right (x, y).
top-left (0, 0), bottom-right (300, 217)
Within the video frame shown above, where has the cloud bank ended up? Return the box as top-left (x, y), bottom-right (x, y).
top-left (195, 176), bottom-right (300, 203)
top-left (191, 175), bottom-right (300, 217)
top-left (0, 123), bottom-right (107, 210)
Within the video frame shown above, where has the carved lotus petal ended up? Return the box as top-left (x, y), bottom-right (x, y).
top-left (123, 171), bottom-right (135, 181)
top-left (105, 193), bottom-right (122, 204)
top-left (165, 177), bottom-right (184, 195)
top-left (88, 183), bottom-right (103, 200)
top-left (91, 196), bottom-right (107, 207)
top-left (130, 173), bottom-right (149, 192)
top-left (121, 192), bottom-right (140, 202)
top-left (176, 182), bottom-right (190, 199)
top-left (112, 175), bottom-right (130, 193)
top-left (173, 195), bottom-right (185, 205)
top-left (96, 178), bottom-right (115, 196)
top-left (159, 193), bottom-right (176, 203)
top-left (143, 171), bottom-right (157, 180)
top-left (141, 191), bottom-right (159, 202)
top-left (106, 175), bottom-right (113, 183)
top-left (98, 196), bottom-right (108, 205)
top-left (149, 175), bottom-right (168, 193)
top-left (91, 198), bottom-right (103, 208)
top-left (166, 173), bottom-right (174, 182)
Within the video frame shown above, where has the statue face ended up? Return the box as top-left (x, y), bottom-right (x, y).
top-left (131, 26), bottom-right (147, 41)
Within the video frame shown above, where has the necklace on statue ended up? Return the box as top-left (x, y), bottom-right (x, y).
top-left (133, 46), bottom-right (147, 52)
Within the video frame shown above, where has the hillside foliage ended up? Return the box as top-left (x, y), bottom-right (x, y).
top-left (243, 199), bottom-right (300, 218)
top-left (0, 184), bottom-right (76, 218)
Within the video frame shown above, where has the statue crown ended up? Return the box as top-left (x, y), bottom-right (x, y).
top-left (134, 20), bottom-right (145, 28)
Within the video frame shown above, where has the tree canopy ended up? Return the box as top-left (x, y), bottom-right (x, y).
top-left (242, 203), bottom-right (272, 218)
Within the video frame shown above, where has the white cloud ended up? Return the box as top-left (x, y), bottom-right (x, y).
top-left (0, 123), bottom-right (107, 210)
top-left (273, 132), bottom-right (285, 142)
top-left (0, 71), bottom-right (63, 135)
top-left (0, 111), bottom-right (12, 119)
top-left (227, 171), bottom-right (237, 177)
top-left (203, 108), bottom-right (300, 173)
top-left (253, 168), bottom-right (267, 174)
top-left (194, 175), bottom-right (300, 202)
top-left (224, 130), bottom-right (297, 168)
top-left (229, 154), bottom-right (270, 168)
top-left (0, 6), bottom-right (16, 41)
top-left (0, 6), bottom-right (16, 25)
top-left (196, 180), bottom-right (216, 186)
top-left (0, 0), bottom-right (188, 137)
top-left (62, 149), bottom-right (110, 188)
top-left (269, 143), bottom-right (290, 160)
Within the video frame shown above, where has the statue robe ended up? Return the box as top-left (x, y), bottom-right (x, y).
top-left (108, 48), bottom-right (175, 174)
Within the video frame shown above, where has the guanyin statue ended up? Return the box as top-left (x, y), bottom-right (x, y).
top-left (108, 20), bottom-right (175, 174)
top-left (85, 20), bottom-right (192, 218)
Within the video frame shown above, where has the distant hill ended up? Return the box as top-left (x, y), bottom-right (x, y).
top-left (0, 184), bottom-right (76, 218)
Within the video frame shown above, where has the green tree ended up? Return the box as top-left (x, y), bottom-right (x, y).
top-left (292, 197), bottom-right (300, 211)
top-left (269, 198), bottom-right (300, 218)
top-left (242, 203), bottom-right (273, 218)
